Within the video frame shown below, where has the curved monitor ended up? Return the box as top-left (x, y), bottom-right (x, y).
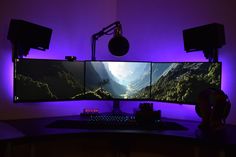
top-left (14, 59), bottom-right (221, 104)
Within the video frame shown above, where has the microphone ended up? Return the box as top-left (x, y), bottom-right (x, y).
top-left (108, 23), bottom-right (129, 56)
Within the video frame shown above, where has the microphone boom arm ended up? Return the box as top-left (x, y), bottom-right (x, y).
top-left (91, 21), bottom-right (122, 61)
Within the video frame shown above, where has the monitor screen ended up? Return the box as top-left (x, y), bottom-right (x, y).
top-left (151, 62), bottom-right (221, 104)
top-left (14, 59), bottom-right (221, 105)
top-left (14, 59), bottom-right (84, 102)
top-left (85, 61), bottom-right (151, 100)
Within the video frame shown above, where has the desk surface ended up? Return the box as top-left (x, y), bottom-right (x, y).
top-left (0, 121), bottom-right (25, 141)
top-left (1, 116), bottom-right (236, 145)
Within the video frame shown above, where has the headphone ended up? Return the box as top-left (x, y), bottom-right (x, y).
top-left (195, 88), bottom-right (231, 129)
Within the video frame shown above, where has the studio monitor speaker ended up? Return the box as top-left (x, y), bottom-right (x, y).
top-left (183, 23), bottom-right (225, 52)
top-left (7, 19), bottom-right (52, 50)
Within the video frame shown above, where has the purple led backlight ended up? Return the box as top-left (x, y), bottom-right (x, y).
top-left (1, 44), bottom-right (231, 122)
top-left (2, 53), bottom-right (13, 100)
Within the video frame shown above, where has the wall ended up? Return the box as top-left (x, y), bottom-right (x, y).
top-left (0, 0), bottom-right (117, 119)
top-left (117, 0), bottom-right (236, 124)
top-left (0, 0), bottom-right (235, 124)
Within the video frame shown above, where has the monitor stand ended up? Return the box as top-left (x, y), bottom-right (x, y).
top-left (111, 100), bottom-right (127, 115)
top-left (112, 100), bottom-right (121, 115)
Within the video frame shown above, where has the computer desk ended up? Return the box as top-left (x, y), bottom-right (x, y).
top-left (1, 116), bottom-right (236, 157)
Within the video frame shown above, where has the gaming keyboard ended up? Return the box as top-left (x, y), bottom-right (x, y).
top-left (47, 115), bottom-right (188, 131)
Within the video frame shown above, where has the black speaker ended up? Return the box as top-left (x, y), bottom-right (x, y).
top-left (7, 19), bottom-right (52, 50)
top-left (183, 23), bottom-right (225, 52)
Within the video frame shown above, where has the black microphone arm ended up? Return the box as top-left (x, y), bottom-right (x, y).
top-left (91, 21), bottom-right (122, 61)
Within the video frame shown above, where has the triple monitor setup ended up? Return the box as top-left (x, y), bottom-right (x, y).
top-left (8, 19), bottom-right (227, 130)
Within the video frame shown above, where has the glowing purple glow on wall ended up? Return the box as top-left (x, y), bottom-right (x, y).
top-left (1, 0), bottom-right (236, 124)
top-left (221, 61), bottom-right (233, 94)
top-left (2, 42), bottom-right (230, 122)
top-left (2, 53), bottom-right (13, 100)
top-left (1, 38), bottom-right (233, 122)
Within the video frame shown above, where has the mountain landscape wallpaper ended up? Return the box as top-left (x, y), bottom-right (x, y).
top-left (15, 59), bottom-right (221, 104)
top-left (14, 59), bottom-right (84, 101)
top-left (151, 62), bottom-right (221, 104)
top-left (85, 61), bottom-right (151, 100)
